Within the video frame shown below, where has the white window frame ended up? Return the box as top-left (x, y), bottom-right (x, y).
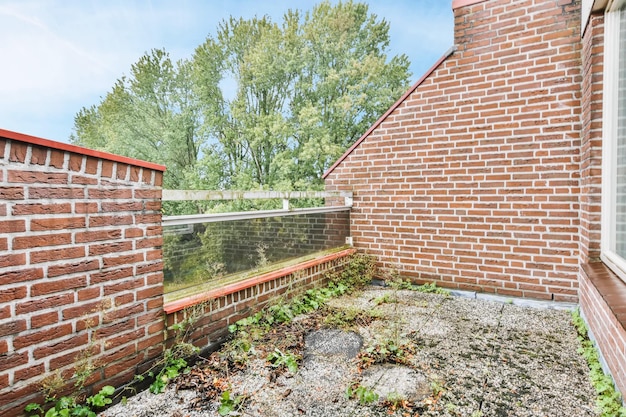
top-left (601, 0), bottom-right (626, 281)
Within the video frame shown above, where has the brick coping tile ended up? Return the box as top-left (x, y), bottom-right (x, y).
top-left (0, 128), bottom-right (166, 172)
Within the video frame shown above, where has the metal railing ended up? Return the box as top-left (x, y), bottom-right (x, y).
top-left (162, 190), bottom-right (353, 226)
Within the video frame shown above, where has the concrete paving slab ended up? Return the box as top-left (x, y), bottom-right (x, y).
top-left (360, 364), bottom-right (430, 402)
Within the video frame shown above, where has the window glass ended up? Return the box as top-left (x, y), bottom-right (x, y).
top-left (616, 5), bottom-right (626, 256)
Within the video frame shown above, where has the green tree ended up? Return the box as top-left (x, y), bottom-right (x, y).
top-left (290, 1), bottom-right (410, 185)
top-left (72, 1), bottom-right (411, 194)
top-left (72, 49), bottom-right (208, 189)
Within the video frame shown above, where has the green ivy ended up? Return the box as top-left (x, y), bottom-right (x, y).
top-left (228, 254), bottom-right (375, 335)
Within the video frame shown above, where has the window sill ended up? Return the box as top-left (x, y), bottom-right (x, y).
top-left (582, 262), bottom-right (626, 331)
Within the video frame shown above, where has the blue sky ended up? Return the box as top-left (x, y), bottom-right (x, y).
top-left (0, 0), bottom-right (453, 144)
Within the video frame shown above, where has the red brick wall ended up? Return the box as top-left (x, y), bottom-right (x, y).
top-left (165, 249), bottom-right (357, 350)
top-left (579, 12), bottom-right (604, 263)
top-left (325, 0), bottom-right (583, 302)
top-left (0, 134), bottom-right (165, 416)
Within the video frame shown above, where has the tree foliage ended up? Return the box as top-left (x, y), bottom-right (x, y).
top-left (71, 1), bottom-right (411, 193)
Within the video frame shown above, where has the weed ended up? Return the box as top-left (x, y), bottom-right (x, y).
top-left (383, 391), bottom-right (410, 411)
top-left (389, 278), bottom-right (450, 295)
top-left (145, 305), bottom-right (201, 394)
top-left (38, 372), bottom-right (65, 401)
top-left (221, 330), bottom-right (259, 367)
top-left (345, 383), bottom-right (379, 405)
top-left (430, 379), bottom-right (445, 397)
top-left (326, 253), bottom-right (376, 290)
top-left (267, 348), bottom-right (300, 374)
top-left (26, 303), bottom-right (113, 416)
top-left (572, 309), bottom-right (626, 417)
top-left (218, 390), bottom-right (245, 416)
top-left (323, 306), bottom-right (376, 330)
top-left (149, 348), bottom-right (194, 394)
top-left (373, 293), bottom-right (397, 305)
top-left (471, 411), bottom-right (483, 417)
top-left (26, 385), bottom-right (114, 417)
top-left (358, 339), bottom-right (415, 370)
top-left (445, 402), bottom-right (459, 412)
top-left (228, 254), bottom-right (376, 336)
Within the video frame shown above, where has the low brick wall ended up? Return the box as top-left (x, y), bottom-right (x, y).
top-left (164, 248), bottom-right (356, 350)
top-left (0, 130), bottom-right (166, 416)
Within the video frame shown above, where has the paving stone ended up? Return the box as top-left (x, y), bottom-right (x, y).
top-left (360, 364), bottom-right (430, 402)
top-left (304, 329), bottom-right (363, 360)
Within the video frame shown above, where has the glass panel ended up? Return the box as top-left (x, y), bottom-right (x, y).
top-left (163, 211), bottom-right (350, 295)
top-left (616, 5), bottom-right (626, 256)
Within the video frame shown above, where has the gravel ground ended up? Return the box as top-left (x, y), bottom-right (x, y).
top-left (100, 287), bottom-right (598, 417)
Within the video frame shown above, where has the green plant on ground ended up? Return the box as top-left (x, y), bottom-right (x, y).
top-left (148, 348), bottom-right (193, 394)
top-left (383, 391), bottom-right (410, 411)
top-left (358, 338), bottom-right (415, 369)
top-left (345, 383), bottom-right (379, 405)
top-left (143, 305), bottom-right (201, 394)
top-left (572, 309), bottom-right (626, 417)
top-left (390, 279), bottom-right (450, 295)
top-left (373, 292), bottom-right (397, 305)
top-left (26, 305), bottom-right (114, 417)
top-left (267, 348), bottom-right (300, 374)
top-left (227, 254), bottom-right (376, 336)
top-left (430, 378), bottom-right (445, 397)
top-left (218, 390), bottom-right (245, 416)
top-left (445, 402), bottom-right (459, 412)
top-left (26, 385), bottom-right (115, 417)
top-left (323, 306), bottom-right (377, 329)
top-left (221, 331), bottom-right (258, 367)
top-left (325, 253), bottom-right (377, 290)
top-left (147, 333), bottom-right (199, 393)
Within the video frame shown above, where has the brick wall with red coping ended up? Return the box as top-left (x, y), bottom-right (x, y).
top-left (164, 248), bottom-right (356, 350)
top-left (324, 0), bottom-right (583, 302)
top-left (0, 130), bottom-right (166, 416)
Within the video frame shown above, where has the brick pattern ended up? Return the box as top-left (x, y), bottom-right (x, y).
top-left (579, 13), bottom-right (604, 262)
top-left (580, 263), bottom-right (626, 395)
top-left (165, 251), bottom-right (355, 350)
top-left (0, 138), bottom-right (164, 416)
top-left (325, 0), bottom-right (583, 302)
